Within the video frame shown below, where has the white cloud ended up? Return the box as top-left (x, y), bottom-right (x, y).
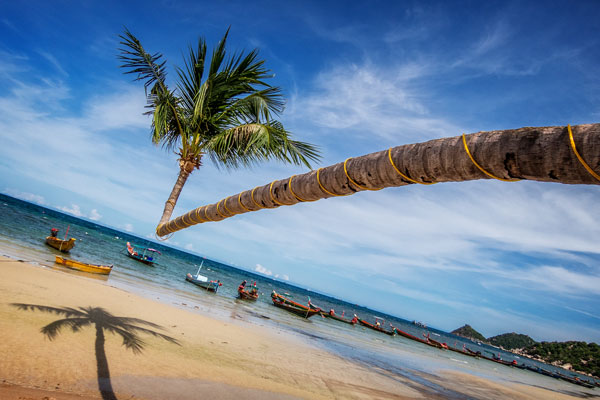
top-left (254, 264), bottom-right (273, 276)
top-left (123, 223), bottom-right (134, 232)
top-left (36, 50), bottom-right (69, 77)
top-left (495, 266), bottom-right (600, 296)
top-left (58, 204), bottom-right (83, 217)
top-left (184, 243), bottom-right (194, 250)
top-left (3, 188), bottom-right (45, 205)
top-left (289, 62), bottom-right (457, 144)
top-left (89, 209), bottom-right (102, 221)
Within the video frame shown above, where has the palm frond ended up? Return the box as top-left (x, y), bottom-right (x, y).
top-left (208, 27), bottom-right (230, 78)
top-left (206, 121), bottom-right (319, 169)
top-left (176, 38), bottom-right (207, 112)
top-left (117, 323), bottom-right (180, 345)
top-left (107, 326), bottom-right (146, 354)
top-left (41, 317), bottom-right (91, 340)
top-left (118, 28), bottom-right (168, 94)
top-left (150, 87), bottom-right (184, 149)
top-left (11, 303), bottom-right (85, 318)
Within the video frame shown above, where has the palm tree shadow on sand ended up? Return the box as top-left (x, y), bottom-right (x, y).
top-left (12, 303), bottom-right (180, 400)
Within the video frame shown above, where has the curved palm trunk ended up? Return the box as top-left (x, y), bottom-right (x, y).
top-left (95, 326), bottom-right (118, 400)
top-left (157, 124), bottom-right (600, 237)
top-left (158, 167), bottom-right (192, 227)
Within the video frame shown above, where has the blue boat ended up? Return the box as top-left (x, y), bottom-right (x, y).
top-left (126, 242), bottom-right (161, 265)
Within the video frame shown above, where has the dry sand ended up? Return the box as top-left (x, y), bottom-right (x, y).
top-left (0, 256), bottom-right (593, 399)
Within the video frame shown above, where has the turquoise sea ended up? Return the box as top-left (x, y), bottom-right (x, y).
top-left (0, 192), bottom-right (597, 398)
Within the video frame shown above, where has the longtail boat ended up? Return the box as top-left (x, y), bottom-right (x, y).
top-left (357, 317), bottom-right (396, 336)
top-left (238, 287), bottom-right (259, 301)
top-left (326, 310), bottom-right (356, 325)
top-left (310, 303), bottom-right (357, 324)
top-left (55, 255), bottom-right (112, 275)
top-left (186, 273), bottom-right (221, 292)
top-left (465, 347), bottom-right (516, 366)
top-left (271, 291), bottom-right (317, 311)
top-left (185, 260), bottom-right (221, 292)
top-left (563, 375), bottom-right (596, 389)
top-left (126, 242), bottom-right (161, 265)
top-left (45, 236), bottom-right (76, 252)
top-left (393, 326), bottom-right (441, 348)
top-left (423, 333), bottom-right (449, 349)
top-left (271, 298), bottom-right (321, 318)
top-left (521, 365), bottom-right (596, 388)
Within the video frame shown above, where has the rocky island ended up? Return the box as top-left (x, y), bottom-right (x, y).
top-left (451, 325), bottom-right (600, 378)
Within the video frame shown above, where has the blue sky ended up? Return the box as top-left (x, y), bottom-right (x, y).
top-left (1, 1), bottom-right (599, 342)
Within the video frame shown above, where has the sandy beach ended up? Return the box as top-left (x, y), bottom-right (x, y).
top-left (0, 256), bottom-right (593, 400)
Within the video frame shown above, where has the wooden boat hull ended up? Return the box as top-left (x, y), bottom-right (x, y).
top-left (272, 299), bottom-right (320, 318)
top-left (126, 242), bottom-right (158, 265)
top-left (327, 313), bottom-right (355, 324)
top-left (394, 328), bottom-right (436, 347)
top-left (127, 253), bottom-right (154, 264)
top-left (45, 237), bottom-right (76, 252)
top-left (238, 289), bottom-right (259, 300)
top-left (272, 291), bottom-right (315, 311)
top-left (186, 273), bottom-right (220, 292)
top-left (55, 255), bottom-right (112, 275)
top-left (357, 318), bottom-right (395, 336)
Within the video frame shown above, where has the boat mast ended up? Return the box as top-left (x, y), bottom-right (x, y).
top-left (195, 259), bottom-right (204, 276)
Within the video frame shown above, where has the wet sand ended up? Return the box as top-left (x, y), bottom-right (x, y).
top-left (0, 256), bottom-right (593, 399)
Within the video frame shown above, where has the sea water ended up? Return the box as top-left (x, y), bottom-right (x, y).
top-left (0, 193), bottom-right (597, 398)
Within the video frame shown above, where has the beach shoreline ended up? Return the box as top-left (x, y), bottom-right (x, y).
top-left (0, 256), bottom-right (594, 399)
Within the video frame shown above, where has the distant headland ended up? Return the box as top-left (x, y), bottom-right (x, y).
top-left (451, 324), bottom-right (600, 378)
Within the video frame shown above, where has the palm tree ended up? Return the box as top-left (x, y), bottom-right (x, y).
top-left (118, 28), bottom-right (320, 230)
top-left (156, 123), bottom-right (600, 236)
top-left (12, 304), bottom-right (179, 400)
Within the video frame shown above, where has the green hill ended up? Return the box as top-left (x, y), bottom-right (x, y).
top-left (488, 333), bottom-right (537, 350)
top-left (524, 341), bottom-right (600, 378)
top-left (451, 324), bottom-right (600, 378)
top-left (450, 324), bottom-right (486, 341)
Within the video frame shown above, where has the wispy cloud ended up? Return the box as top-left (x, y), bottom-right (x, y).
top-left (89, 209), bottom-right (102, 221)
top-left (3, 188), bottom-right (46, 205)
top-left (255, 264), bottom-right (272, 276)
top-left (289, 61), bottom-right (457, 146)
top-left (36, 50), bottom-right (69, 77)
top-left (58, 204), bottom-right (83, 217)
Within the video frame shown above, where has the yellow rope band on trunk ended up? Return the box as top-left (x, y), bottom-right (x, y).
top-left (204, 206), bottom-right (214, 222)
top-left (288, 176), bottom-right (309, 202)
top-left (216, 200), bottom-right (228, 218)
top-left (238, 193), bottom-right (251, 212)
top-left (317, 168), bottom-right (346, 197)
top-left (251, 187), bottom-right (264, 209)
top-left (568, 124), bottom-right (600, 182)
top-left (172, 218), bottom-right (184, 230)
top-left (462, 133), bottom-right (520, 182)
top-left (195, 207), bottom-right (207, 223)
top-left (167, 221), bottom-right (176, 233)
top-left (181, 213), bottom-right (192, 227)
top-left (388, 148), bottom-right (436, 185)
top-left (269, 181), bottom-right (288, 206)
top-left (222, 197), bottom-right (235, 216)
top-left (157, 223), bottom-right (168, 235)
top-left (344, 158), bottom-right (381, 191)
